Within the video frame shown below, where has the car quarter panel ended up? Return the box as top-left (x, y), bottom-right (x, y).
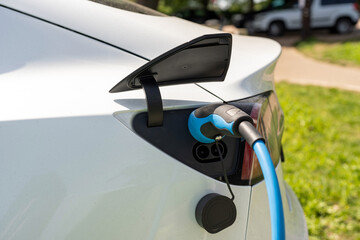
top-left (0, 6), bottom-right (252, 239)
top-left (0, 2), bottom-right (302, 239)
top-left (246, 163), bottom-right (309, 240)
top-left (1, 0), bottom-right (282, 101)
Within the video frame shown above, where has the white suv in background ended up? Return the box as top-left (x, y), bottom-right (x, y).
top-left (252, 0), bottom-right (359, 36)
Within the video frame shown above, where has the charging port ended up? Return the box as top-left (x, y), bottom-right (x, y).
top-left (193, 141), bottom-right (227, 163)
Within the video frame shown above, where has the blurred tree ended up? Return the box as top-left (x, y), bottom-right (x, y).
top-left (157, 0), bottom-right (210, 15)
top-left (249, 0), bottom-right (254, 13)
top-left (225, 0), bottom-right (255, 14)
top-left (136, 0), bottom-right (159, 9)
top-left (201, 0), bottom-right (211, 15)
top-left (301, 0), bottom-right (311, 40)
top-left (158, 0), bottom-right (191, 14)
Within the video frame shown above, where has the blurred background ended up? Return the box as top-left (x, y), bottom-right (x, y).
top-left (104, 0), bottom-right (360, 239)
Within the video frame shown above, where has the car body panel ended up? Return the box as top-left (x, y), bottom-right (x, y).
top-left (0, 6), bottom-right (221, 122)
top-left (0, 112), bottom-right (252, 240)
top-left (0, 0), bottom-right (220, 60)
top-left (0, 1), bottom-right (307, 239)
top-left (246, 163), bottom-right (308, 240)
top-left (197, 35), bottom-right (281, 102)
top-left (1, 0), bottom-right (282, 103)
top-left (0, 7), bottom-right (250, 239)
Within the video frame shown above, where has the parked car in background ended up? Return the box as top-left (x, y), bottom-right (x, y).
top-left (250, 0), bottom-right (359, 36)
top-left (0, 0), bottom-right (308, 239)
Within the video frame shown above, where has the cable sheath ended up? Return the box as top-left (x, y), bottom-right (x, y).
top-left (253, 140), bottom-right (285, 240)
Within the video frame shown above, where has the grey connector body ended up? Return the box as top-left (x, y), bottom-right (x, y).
top-left (238, 121), bottom-right (265, 147)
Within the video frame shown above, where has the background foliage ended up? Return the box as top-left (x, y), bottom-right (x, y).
top-left (276, 82), bottom-right (360, 240)
top-left (297, 39), bottom-right (360, 68)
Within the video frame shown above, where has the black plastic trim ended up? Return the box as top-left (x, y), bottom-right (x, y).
top-left (139, 76), bottom-right (163, 127)
top-left (110, 33), bottom-right (232, 93)
top-left (131, 108), bottom-right (241, 178)
top-left (280, 145), bottom-right (285, 162)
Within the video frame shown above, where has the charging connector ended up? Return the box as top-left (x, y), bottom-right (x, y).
top-left (188, 104), bottom-right (285, 240)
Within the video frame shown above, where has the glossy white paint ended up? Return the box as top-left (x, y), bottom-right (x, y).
top-left (198, 35), bottom-right (281, 102)
top-left (0, 7), bottom-right (219, 122)
top-left (1, 0), bottom-right (282, 102)
top-left (0, 1), bottom-right (307, 239)
top-left (246, 163), bottom-right (309, 240)
top-left (0, 0), bottom-right (219, 60)
top-left (0, 112), bottom-right (252, 239)
top-left (0, 6), bottom-right (251, 239)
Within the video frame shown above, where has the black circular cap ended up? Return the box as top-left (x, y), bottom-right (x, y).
top-left (195, 193), bottom-right (237, 234)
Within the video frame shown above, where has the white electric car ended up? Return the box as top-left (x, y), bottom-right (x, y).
top-left (0, 0), bottom-right (308, 239)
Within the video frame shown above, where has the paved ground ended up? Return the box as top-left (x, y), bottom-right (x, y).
top-left (271, 21), bottom-right (360, 92)
top-left (274, 47), bottom-right (360, 92)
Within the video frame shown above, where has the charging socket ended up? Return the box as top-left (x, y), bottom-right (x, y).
top-left (193, 141), bottom-right (227, 163)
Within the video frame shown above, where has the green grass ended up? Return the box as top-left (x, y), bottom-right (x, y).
top-left (275, 82), bottom-right (360, 240)
top-left (296, 39), bottom-right (360, 67)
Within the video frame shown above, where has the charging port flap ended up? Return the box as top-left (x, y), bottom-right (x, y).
top-left (109, 34), bottom-right (232, 127)
top-left (109, 33), bottom-right (232, 93)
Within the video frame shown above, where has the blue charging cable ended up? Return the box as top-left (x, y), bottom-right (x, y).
top-left (188, 104), bottom-right (285, 240)
top-left (253, 140), bottom-right (285, 240)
